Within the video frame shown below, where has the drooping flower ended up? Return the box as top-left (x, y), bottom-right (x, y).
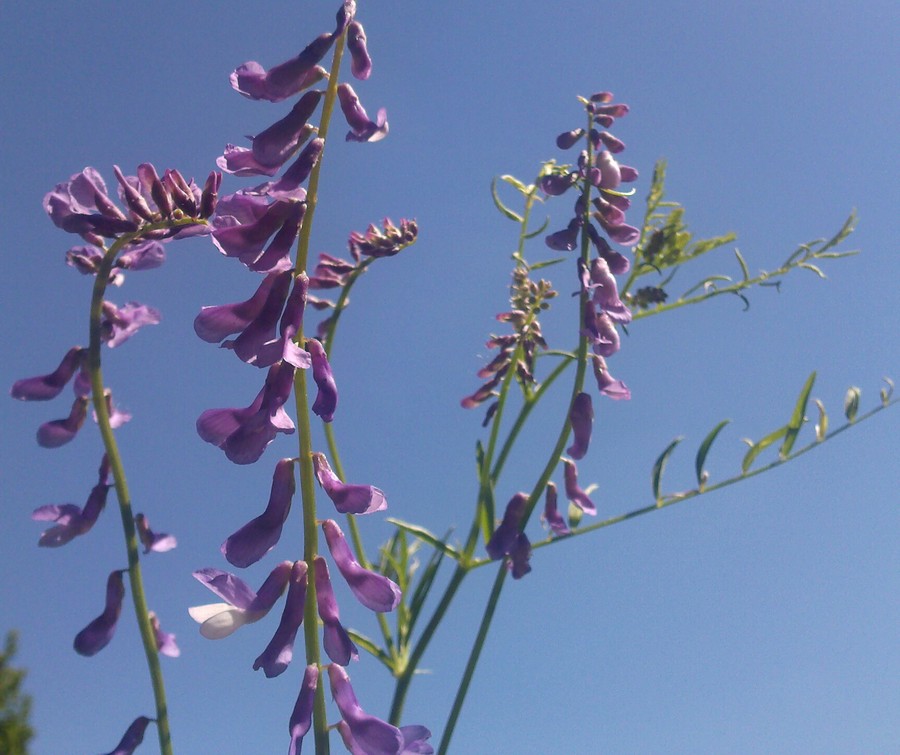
top-left (230, 35), bottom-right (333, 102)
top-left (312, 452), bottom-right (386, 515)
top-left (307, 338), bottom-right (337, 422)
top-left (566, 392), bottom-right (593, 460)
top-left (135, 513), bottom-right (177, 554)
top-left (100, 301), bottom-right (161, 348)
top-left (321, 519), bottom-right (401, 612)
top-left (37, 395), bottom-right (89, 448)
top-left (563, 459), bottom-right (597, 516)
top-left (347, 21), bottom-right (372, 80)
top-left (245, 138), bottom-right (324, 201)
top-left (328, 664), bottom-right (404, 754)
top-left (222, 458), bottom-right (295, 568)
top-left (101, 716), bottom-right (153, 755)
top-left (10, 346), bottom-right (85, 401)
top-left (253, 560), bottom-right (307, 678)
top-left (589, 256), bottom-right (631, 324)
top-left (211, 196), bottom-right (305, 274)
top-left (592, 355), bottom-right (630, 400)
top-left (337, 83), bottom-right (388, 143)
top-left (314, 556), bottom-right (358, 666)
top-left (545, 217), bottom-right (581, 252)
top-left (288, 665), bottom-right (319, 755)
top-left (74, 570), bottom-right (126, 656)
top-left (148, 611), bottom-right (180, 658)
top-left (194, 272), bottom-right (283, 343)
top-left (541, 482), bottom-right (570, 536)
top-left (32, 455), bottom-right (111, 547)
top-left (485, 493), bottom-right (532, 579)
top-left (189, 561), bottom-right (292, 639)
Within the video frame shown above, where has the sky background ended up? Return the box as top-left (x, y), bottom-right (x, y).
top-left (1, 2), bottom-right (898, 754)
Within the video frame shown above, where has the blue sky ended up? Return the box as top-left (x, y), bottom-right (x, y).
top-left (1, 2), bottom-right (897, 753)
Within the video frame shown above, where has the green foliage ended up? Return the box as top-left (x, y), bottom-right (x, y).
top-left (0, 632), bottom-right (34, 755)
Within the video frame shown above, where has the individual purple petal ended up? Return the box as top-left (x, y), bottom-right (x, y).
top-left (398, 725), bottom-right (435, 754)
top-left (101, 716), bottom-right (152, 755)
top-left (485, 493), bottom-right (527, 561)
top-left (101, 301), bottom-right (161, 348)
top-left (194, 272), bottom-right (282, 343)
top-left (11, 346), bottom-right (84, 401)
top-left (135, 513), bottom-right (177, 554)
top-left (566, 392), bottom-right (593, 460)
top-left (312, 452), bottom-right (386, 516)
top-left (288, 665), bottom-right (319, 755)
top-left (314, 556), bottom-right (358, 666)
top-left (329, 664), bottom-right (405, 755)
top-left (191, 568), bottom-right (257, 609)
top-left (542, 482), bottom-right (570, 536)
top-left (254, 560), bottom-right (307, 678)
top-left (221, 271), bottom-right (292, 365)
top-left (212, 198), bottom-right (304, 273)
top-left (116, 239), bottom-right (166, 271)
top-left (307, 338), bottom-right (337, 422)
top-left (245, 138), bottom-right (323, 200)
top-left (222, 458), bottom-right (295, 568)
top-left (252, 92), bottom-right (323, 168)
top-left (592, 355), bottom-right (631, 400)
top-left (563, 459), bottom-right (597, 516)
top-left (540, 173), bottom-right (577, 196)
top-left (94, 389), bottom-right (131, 429)
top-left (347, 21), bottom-right (372, 80)
top-left (278, 274), bottom-right (312, 369)
top-left (508, 532), bottom-right (532, 579)
top-left (589, 257), bottom-right (631, 323)
top-left (596, 212), bottom-right (641, 247)
top-left (590, 311), bottom-right (620, 357)
top-left (337, 83), bottom-right (389, 143)
top-left (322, 519), bottom-right (401, 612)
top-left (37, 396), bottom-right (89, 448)
top-left (149, 611), bottom-right (180, 658)
top-left (545, 217), bottom-right (581, 251)
top-left (74, 570), bottom-right (126, 656)
top-left (231, 35), bottom-right (333, 102)
top-left (556, 128), bottom-right (585, 150)
top-left (32, 455), bottom-right (110, 547)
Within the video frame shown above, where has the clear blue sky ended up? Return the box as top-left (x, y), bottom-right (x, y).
top-left (1, 2), bottom-right (897, 753)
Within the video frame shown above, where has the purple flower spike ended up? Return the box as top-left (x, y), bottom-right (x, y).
top-left (542, 482), bottom-right (570, 536)
top-left (222, 458), bottom-right (295, 568)
top-left (322, 519), bottom-right (401, 612)
top-left (563, 459), bottom-right (597, 516)
top-left (74, 570), bottom-right (126, 656)
top-left (337, 83), bottom-right (389, 143)
top-left (486, 493), bottom-right (528, 560)
top-left (314, 556), bottom-right (359, 666)
top-left (102, 716), bottom-right (152, 755)
top-left (100, 301), bottom-right (161, 348)
top-left (135, 513), bottom-right (177, 554)
top-left (592, 355), bottom-right (631, 400)
top-left (189, 561), bottom-right (293, 639)
top-left (197, 361), bottom-right (296, 465)
top-left (288, 665), bottom-right (319, 755)
top-left (32, 455), bottom-right (111, 547)
top-left (329, 664), bottom-right (405, 754)
top-left (231, 34), bottom-right (333, 102)
top-left (11, 346), bottom-right (84, 401)
top-left (312, 452), bottom-right (386, 516)
top-left (254, 560), bottom-right (308, 678)
top-left (307, 338), bottom-right (338, 422)
top-left (194, 272), bottom-right (282, 343)
top-left (566, 392), bottom-right (593, 460)
top-left (149, 611), bottom-right (180, 658)
top-left (37, 395), bottom-right (89, 448)
top-left (347, 21), bottom-right (372, 80)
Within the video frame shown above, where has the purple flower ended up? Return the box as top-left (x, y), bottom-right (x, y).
top-left (312, 452), bottom-right (386, 515)
top-left (590, 257), bottom-right (631, 323)
top-left (337, 722), bottom-right (435, 755)
top-left (194, 271), bottom-right (279, 342)
top-left (32, 455), bottom-right (111, 547)
top-left (189, 561), bottom-right (293, 639)
top-left (322, 519), bottom-right (401, 612)
top-left (592, 355), bottom-right (631, 400)
top-left (11, 346), bottom-right (85, 401)
top-left (135, 513), bottom-right (177, 554)
top-left (197, 361), bottom-right (296, 465)
top-left (556, 128), bottom-right (585, 150)
top-left (116, 239), bottom-right (167, 271)
top-left (101, 716), bottom-right (152, 755)
top-left (347, 218), bottom-right (418, 259)
top-left (245, 138), bottom-right (324, 201)
top-left (288, 665), bottom-right (319, 755)
top-left (329, 664), bottom-right (405, 754)
top-left (254, 560), bottom-right (307, 678)
top-left (212, 196), bottom-right (305, 274)
top-left (585, 309), bottom-right (620, 358)
top-left (230, 35), bottom-right (333, 102)
top-left (540, 173), bottom-right (577, 196)
top-left (566, 392), bottom-right (594, 460)
top-left (44, 167), bottom-right (137, 238)
top-left (100, 301), bottom-right (161, 348)
top-left (37, 395), bottom-right (89, 448)
top-left (347, 21), bottom-right (372, 80)
top-left (307, 338), bottom-right (337, 422)
top-left (74, 570), bottom-right (126, 656)
top-left (563, 459), bottom-right (597, 516)
top-left (542, 482), bottom-right (570, 536)
top-left (486, 493), bottom-right (532, 579)
top-left (545, 217), bottom-right (581, 251)
top-left (314, 556), bottom-right (359, 666)
top-left (337, 83), bottom-right (388, 143)
top-left (149, 611), bottom-right (180, 658)
top-left (222, 458), bottom-right (295, 568)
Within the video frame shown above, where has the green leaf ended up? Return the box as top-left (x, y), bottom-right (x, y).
top-left (491, 177), bottom-right (523, 222)
top-left (530, 256), bottom-right (566, 270)
top-left (798, 262), bottom-right (826, 279)
top-left (814, 399), bottom-right (828, 442)
top-left (780, 371), bottom-right (816, 458)
top-left (406, 530), bottom-right (450, 641)
top-left (500, 174), bottom-right (529, 192)
top-left (880, 377), bottom-right (894, 406)
top-left (844, 386), bottom-right (861, 422)
top-left (734, 248), bottom-right (750, 281)
top-left (741, 425), bottom-right (788, 473)
top-left (695, 420), bottom-right (730, 489)
top-left (345, 628), bottom-right (393, 669)
top-left (523, 216), bottom-right (551, 239)
top-left (387, 519), bottom-right (463, 562)
top-left (652, 437), bottom-right (683, 505)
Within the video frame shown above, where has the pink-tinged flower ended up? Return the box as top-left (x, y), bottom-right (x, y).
top-left (212, 197), bottom-right (305, 274)
top-left (32, 455), bottom-right (111, 547)
top-left (592, 355), bottom-right (630, 400)
top-left (100, 301), bottom-right (161, 348)
top-left (149, 611), bottom-right (179, 658)
top-left (312, 452), bottom-right (386, 516)
top-left (37, 395), bottom-right (89, 448)
top-left (329, 664), bottom-right (404, 754)
top-left (135, 513), bottom-right (177, 554)
top-left (189, 561), bottom-right (292, 639)
top-left (486, 493), bottom-right (532, 579)
top-left (566, 392), bottom-right (593, 460)
top-left (11, 346), bottom-right (85, 401)
top-left (541, 482), bottom-right (570, 536)
top-left (563, 459), bottom-right (597, 515)
top-left (74, 570), bottom-right (126, 656)
top-left (307, 338), bottom-right (337, 422)
top-left (314, 556), bottom-right (358, 666)
top-left (254, 560), bottom-right (307, 678)
top-left (101, 716), bottom-right (152, 755)
top-left (230, 35), bottom-right (333, 102)
top-left (222, 458), bottom-right (295, 568)
top-left (288, 665), bottom-right (319, 755)
top-left (347, 21), bottom-right (372, 80)
top-left (93, 389), bottom-right (131, 429)
top-left (196, 361), bottom-right (296, 465)
top-left (322, 520), bottom-right (401, 612)
top-left (337, 83), bottom-right (388, 143)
